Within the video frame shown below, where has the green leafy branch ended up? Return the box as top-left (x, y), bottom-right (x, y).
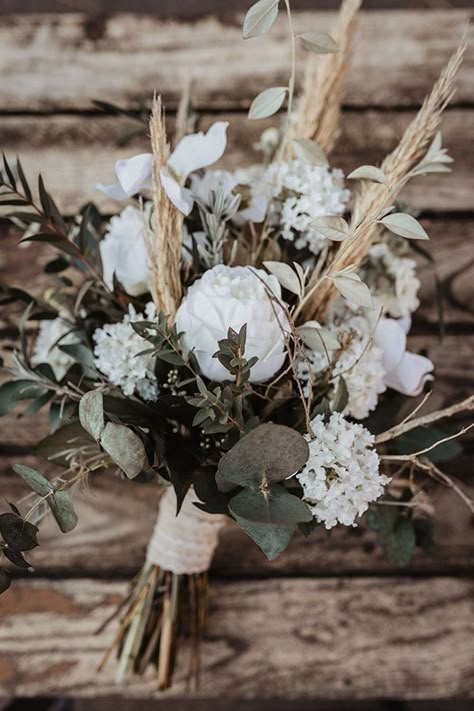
top-left (0, 155), bottom-right (106, 288)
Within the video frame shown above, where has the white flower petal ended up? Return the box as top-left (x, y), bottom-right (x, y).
top-left (373, 317), bottom-right (407, 373)
top-left (95, 181), bottom-right (129, 200)
top-left (115, 153), bottom-right (154, 197)
top-left (168, 122), bottom-right (229, 180)
top-left (384, 351), bottom-right (434, 396)
top-left (160, 168), bottom-right (194, 215)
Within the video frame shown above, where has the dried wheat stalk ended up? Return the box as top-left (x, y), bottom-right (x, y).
top-left (294, 0), bottom-right (361, 153)
top-left (301, 34), bottom-right (466, 322)
top-left (174, 78), bottom-right (193, 148)
top-left (147, 94), bottom-right (183, 318)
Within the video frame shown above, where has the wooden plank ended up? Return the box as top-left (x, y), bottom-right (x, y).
top-left (2, 1), bottom-right (474, 16)
top-left (0, 11), bottom-right (471, 112)
top-left (1, 109), bottom-right (472, 215)
top-left (0, 577), bottom-right (472, 699)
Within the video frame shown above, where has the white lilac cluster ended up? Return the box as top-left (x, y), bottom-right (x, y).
top-left (175, 264), bottom-right (289, 383)
top-left (245, 159), bottom-right (350, 254)
top-left (93, 302), bottom-right (159, 401)
top-left (31, 316), bottom-right (77, 380)
top-left (298, 316), bottom-right (387, 420)
top-left (362, 242), bottom-right (420, 318)
top-left (296, 412), bottom-right (389, 529)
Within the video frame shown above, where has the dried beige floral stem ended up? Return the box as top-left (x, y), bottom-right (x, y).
top-left (174, 78), bottom-right (193, 147)
top-left (301, 34), bottom-right (466, 321)
top-left (147, 94), bottom-right (183, 318)
top-left (294, 0), bottom-right (361, 153)
top-left (375, 394), bottom-right (474, 445)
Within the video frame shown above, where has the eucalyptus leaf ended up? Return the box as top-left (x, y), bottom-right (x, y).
top-left (48, 490), bottom-right (78, 533)
top-left (380, 213), bottom-right (429, 241)
top-left (229, 484), bottom-right (312, 525)
top-left (3, 547), bottom-right (33, 570)
top-left (216, 423), bottom-right (309, 492)
top-left (248, 87), bottom-right (287, 120)
top-left (12, 464), bottom-right (54, 497)
top-left (292, 138), bottom-right (328, 166)
top-left (298, 31), bottom-right (339, 54)
top-left (0, 569), bottom-right (11, 594)
top-left (100, 422), bottom-right (147, 479)
top-left (347, 165), bottom-right (388, 185)
top-left (311, 215), bottom-right (349, 241)
top-left (242, 0), bottom-right (280, 39)
top-left (79, 390), bottom-right (105, 440)
top-left (0, 513), bottom-right (39, 552)
top-left (233, 514), bottom-right (294, 560)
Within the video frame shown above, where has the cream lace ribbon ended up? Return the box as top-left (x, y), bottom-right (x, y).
top-left (146, 487), bottom-right (226, 575)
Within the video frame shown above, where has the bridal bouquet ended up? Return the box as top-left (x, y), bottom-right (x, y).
top-left (0, 0), bottom-right (472, 691)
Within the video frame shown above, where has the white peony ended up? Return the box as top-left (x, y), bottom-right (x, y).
top-left (31, 315), bottom-right (77, 380)
top-left (296, 412), bottom-right (389, 529)
top-left (175, 265), bottom-right (289, 382)
top-left (100, 204), bottom-right (152, 296)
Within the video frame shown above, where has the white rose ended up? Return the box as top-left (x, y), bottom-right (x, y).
top-left (175, 265), bottom-right (289, 382)
top-left (99, 204), bottom-right (151, 296)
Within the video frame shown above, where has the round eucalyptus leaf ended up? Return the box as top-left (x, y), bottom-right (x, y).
top-left (216, 423), bottom-right (309, 492)
top-left (0, 513), bottom-right (39, 552)
top-left (229, 485), bottom-right (312, 525)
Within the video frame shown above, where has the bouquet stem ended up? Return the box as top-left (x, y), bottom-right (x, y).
top-left (99, 487), bottom-right (224, 689)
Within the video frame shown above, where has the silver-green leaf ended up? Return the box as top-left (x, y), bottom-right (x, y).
top-left (79, 390), bottom-right (105, 441)
top-left (292, 138), bottom-right (328, 166)
top-left (298, 31), bottom-right (339, 54)
top-left (264, 261), bottom-right (302, 296)
top-left (243, 0), bottom-right (280, 39)
top-left (100, 423), bottom-right (146, 479)
top-left (380, 212), bottom-right (429, 241)
top-left (248, 87), bottom-right (287, 120)
top-left (348, 165), bottom-right (388, 185)
top-left (311, 215), bottom-right (349, 241)
top-left (330, 272), bottom-right (374, 309)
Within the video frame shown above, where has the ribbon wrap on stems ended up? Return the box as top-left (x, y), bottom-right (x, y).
top-left (146, 487), bottom-right (227, 575)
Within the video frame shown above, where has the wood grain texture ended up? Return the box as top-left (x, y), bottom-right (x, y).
top-left (0, 577), bottom-right (472, 699)
top-left (0, 11), bottom-right (471, 112)
top-left (1, 109), bottom-right (472, 215)
top-left (2, 1), bottom-right (474, 16)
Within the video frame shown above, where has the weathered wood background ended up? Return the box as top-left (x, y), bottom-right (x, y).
top-left (0, 3), bottom-right (473, 708)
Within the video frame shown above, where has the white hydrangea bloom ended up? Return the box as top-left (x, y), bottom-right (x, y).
top-left (296, 413), bottom-right (389, 529)
top-left (362, 242), bottom-right (420, 318)
top-left (93, 302), bottom-right (159, 401)
top-left (297, 316), bottom-right (386, 420)
top-left (248, 160), bottom-right (350, 254)
top-left (31, 315), bottom-right (77, 380)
